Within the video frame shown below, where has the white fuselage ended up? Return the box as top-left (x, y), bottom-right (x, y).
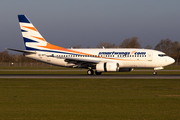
top-left (25, 48), bottom-right (175, 69)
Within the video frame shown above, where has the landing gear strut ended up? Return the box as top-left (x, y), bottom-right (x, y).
top-left (87, 69), bottom-right (94, 75)
top-left (153, 71), bottom-right (157, 75)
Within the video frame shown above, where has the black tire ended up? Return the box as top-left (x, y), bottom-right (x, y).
top-left (87, 69), bottom-right (94, 75)
top-left (95, 71), bottom-right (102, 75)
top-left (153, 71), bottom-right (157, 75)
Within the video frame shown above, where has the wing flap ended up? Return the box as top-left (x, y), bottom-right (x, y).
top-left (54, 56), bottom-right (100, 68)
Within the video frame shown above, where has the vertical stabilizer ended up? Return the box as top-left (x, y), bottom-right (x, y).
top-left (18, 15), bottom-right (47, 50)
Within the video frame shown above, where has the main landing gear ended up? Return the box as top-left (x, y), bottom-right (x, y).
top-left (95, 70), bottom-right (102, 75)
top-left (87, 69), bottom-right (94, 75)
top-left (87, 69), bottom-right (102, 75)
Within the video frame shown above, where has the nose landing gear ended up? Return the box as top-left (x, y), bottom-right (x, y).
top-left (153, 71), bottom-right (157, 75)
top-left (153, 67), bottom-right (163, 75)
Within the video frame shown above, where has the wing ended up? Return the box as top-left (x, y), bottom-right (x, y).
top-left (55, 56), bottom-right (101, 68)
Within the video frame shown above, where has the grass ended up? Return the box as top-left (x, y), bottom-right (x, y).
top-left (164, 65), bottom-right (180, 70)
top-left (0, 78), bottom-right (180, 120)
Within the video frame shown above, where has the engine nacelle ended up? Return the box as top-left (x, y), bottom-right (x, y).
top-left (119, 68), bottom-right (133, 72)
top-left (96, 62), bottom-right (119, 72)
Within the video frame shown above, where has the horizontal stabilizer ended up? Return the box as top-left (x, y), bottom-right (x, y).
top-left (6, 48), bottom-right (36, 54)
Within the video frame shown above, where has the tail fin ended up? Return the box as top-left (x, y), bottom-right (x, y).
top-left (18, 15), bottom-right (48, 50)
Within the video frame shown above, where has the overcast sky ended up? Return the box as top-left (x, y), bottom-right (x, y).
top-left (1, 0), bottom-right (180, 51)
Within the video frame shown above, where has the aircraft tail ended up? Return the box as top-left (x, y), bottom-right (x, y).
top-left (18, 15), bottom-right (49, 50)
top-left (18, 15), bottom-right (67, 52)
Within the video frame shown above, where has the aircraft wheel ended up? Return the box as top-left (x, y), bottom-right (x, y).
top-left (87, 69), bottom-right (94, 75)
top-left (153, 71), bottom-right (157, 75)
top-left (95, 71), bottom-right (102, 75)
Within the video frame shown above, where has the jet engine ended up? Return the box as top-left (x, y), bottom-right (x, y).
top-left (96, 62), bottom-right (119, 72)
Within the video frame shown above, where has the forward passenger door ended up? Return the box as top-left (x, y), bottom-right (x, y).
top-left (148, 52), bottom-right (153, 61)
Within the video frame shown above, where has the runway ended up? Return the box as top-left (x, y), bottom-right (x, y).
top-left (0, 69), bottom-right (180, 71)
top-left (0, 74), bottom-right (180, 79)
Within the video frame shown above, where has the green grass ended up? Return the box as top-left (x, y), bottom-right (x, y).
top-left (164, 65), bottom-right (180, 70)
top-left (0, 78), bottom-right (180, 120)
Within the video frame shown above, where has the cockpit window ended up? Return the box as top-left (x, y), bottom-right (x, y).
top-left (158, 54), bottom-right (167, 57)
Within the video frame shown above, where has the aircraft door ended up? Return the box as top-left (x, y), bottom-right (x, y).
top-left (148, 52), bottom-right (153, 61)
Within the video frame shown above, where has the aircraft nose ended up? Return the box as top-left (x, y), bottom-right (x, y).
top-left (168, 57), bottom-right (175, 64)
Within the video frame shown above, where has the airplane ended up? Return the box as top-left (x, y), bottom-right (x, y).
top-left (7, 15), bottom-right (175, 75)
